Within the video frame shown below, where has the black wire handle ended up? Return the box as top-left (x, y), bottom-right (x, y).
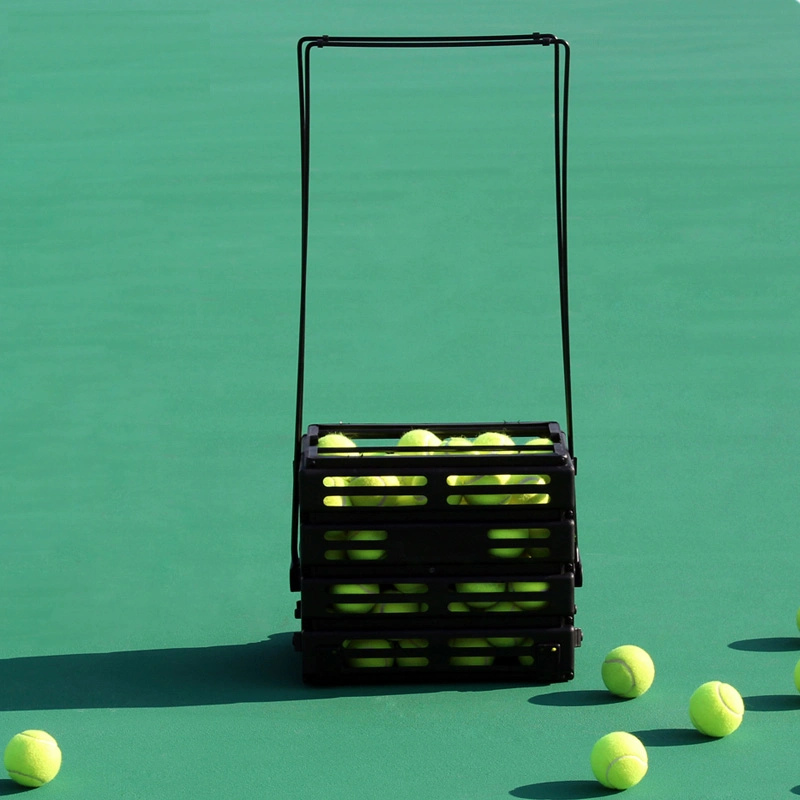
top-left (292, 35), bottom-right (574, 578)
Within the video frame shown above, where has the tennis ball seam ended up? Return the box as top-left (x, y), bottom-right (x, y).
top-left (7, 771), bottom-right (44, 787)
top-left (716, 683), bottom-right (744, 718)
top-left (604, 657), bottom-right (636, 691)
top-left (606, 755), bottom-right (647, 789)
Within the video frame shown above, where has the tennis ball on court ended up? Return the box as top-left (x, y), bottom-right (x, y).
top-left (349, 475), bottom-right (400, 507)
top-left (601, 645), bottom-right (655, 699)
top-left (509, 580), bottom-right (549, 610)
top-left (590, 732), bottom-right (648, 790)
top-left (506, 474), bottom-right (550, 505)
top-left (397, 638), bottom-right (429, 667)
top-left (458, 473), bottom-right (511, 505)
top-left (4, 730), bottom-right (62, 788)
top-left (347, 529), bottom-right (388, 561)
top-left (330, 583), bottom-right (378, 613)
top-left (487, 528), bottom-right (530, 558)
top-left (689, 681), bottom-right (744, 737)
top-left (456, 581), bottom-right (506, 608)
top-left (343, 639), bottom-right (394, 668)
top-left (318, 433), bottom-right (357, 452)
top-left (473, 431), bottom-right (516, 449)
top-left (448, 638), bottom-right (495, 666)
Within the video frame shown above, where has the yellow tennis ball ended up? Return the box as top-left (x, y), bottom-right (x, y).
top-left (689, 681), bottom-right (744, 737)
top-left (796, 607), bottom-right (800, 631)
top-left (330, 583), bottom-right (378, 613)
top-left (349, 475), bottom-right (400, 507)
top-left (524, 436), bottom-right (553, 448)
top-left (347, 529), bottom-right (388, 561)
top-left (487, 528), bottom-right (530, 558)
top-left (398, 429), bottom-right (442, 452)
top-left (518, 637), bottom-right (535, 665)
top-left (601, 645), bottom-right (655, 698)
top-left (794, 658), bottom-right (800, 692)
top-left (509, 580), bottom-right (549, 610)
top-left (371, 591), bottom-right (422, 614)
top-left (473, 431), bottom-right (516, 449)
top-left (440, 436), bottom-right (473, 448)
top-left (448, 638), bottom-right (495, 666)
top-left (397, 638), bottom-right (429, 667)
top-left (343, 639), bottom-right (394, 668)
top-left (322, 475), bottom-right (352, 507)
top-left (486, 635), bottom-right (524, 647)
top-left (318, 433), bottom-right (357, 452)
top-left (590, 732), bottom-right (648, 790)
top-left (4, 730), bottom-right (62, 788)
top-left (456, 581), bottom-right (506, 608)
top-left (458, 473), bottom-right (511, 505)
top-left (395, 582), bottom-right (428, 594)
top-left (505, 474), bottom-right (550, 505)
top-left (446, 601), bottom-right (472, 612)
top-left (323, 529), bottom-right (348, 561)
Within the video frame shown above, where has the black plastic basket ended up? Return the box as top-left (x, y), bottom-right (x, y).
top-left (291, 34), bottom-right (579, 685)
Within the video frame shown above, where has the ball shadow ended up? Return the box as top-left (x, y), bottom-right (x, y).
top-left (743, 694), bottom-right (800, 712)
top-left (0, 780), bottom-right (29, 796)
top-left (630, 728), bottom-right (710, 747)
top-left (529, 690), bottom-right (623, 708)
top-left (510, 780), bottom-right (613, 799)
top-left (728, 637), bottom-right (800, 653)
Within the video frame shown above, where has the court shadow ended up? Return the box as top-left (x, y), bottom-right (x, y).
top-left (728, 637), bottom-right (800, 652)
top-left (0, 780), bottom-right (29, 796)
top-left (790, 785), bottom-right (800, 796)
top-left (529, 690), bottom-right (622, 707)
top-left (510, 780), bottom-right (612, 799)
top-left (743, 694), bottom-right (800, 712)
top-left (0, 633), bottom-right (527, 711)
top-left (630, 728), bottom-right (710, 747)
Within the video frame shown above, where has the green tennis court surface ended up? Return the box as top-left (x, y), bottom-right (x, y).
top-left (2, 1), bottom-right (800, 797)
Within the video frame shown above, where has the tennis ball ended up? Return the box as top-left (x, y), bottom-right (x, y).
top-left (447, 601), bottom-right (472, 612)
top-left (689, 681), bottom-right (744, 737)
top-left (485, 600), bottom-right (521, 613)
top-left (347, 529), bottom-right (388, 561)
top-left (518, 637), bottom-right (535, 666)
top-left (458, 473), bottom-right (511, 505)
top-left (456, 581), bottom-right (506, 608)
top-left (330, 583), bottom-right (378, 613)
top-left (323, 529), bottom-right (348, 561)
top-left (395, 582), bottom-right (428, 594)
top-left (601, 645), bottom-right (655, 699)
top-left (349, 475), bottom-right (400, 507)
top-left (473, 431), bottom-right (516, 449)
top-left (794, 658), bottom-right (800, 692)
top-left (487, 635), bottom-right (524, 647)
top-left (487, 528), bottom-right (530, 558)
top-left (371, 591), bottom-right (422, 614)
top-left (343, 639), bottom-right (394, 668)
top-left (509, 580), bottom-right (549, 610)
top-left (524, 436), bottom-right (553, 448)
top-left (318, 433), bottom-right (357, 452)
top-left (796, 607), bottom-right (800, 631)
top-left (398, 429), bottom-right (442, 452)
top-left (322, 475), bottom-right (352, 507)
top-left (397, 638), bottom-right (429, 667)
top-left (448, 638), bottom-right (495, 666)
top-left (506, 474), bottom-right (550, 505)
top-left (4, 730), bottom-right (62, 788)
top-left (440, 436), bottom-right (473, 448)
top-left (590, 732), bottom-right (648, 790)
